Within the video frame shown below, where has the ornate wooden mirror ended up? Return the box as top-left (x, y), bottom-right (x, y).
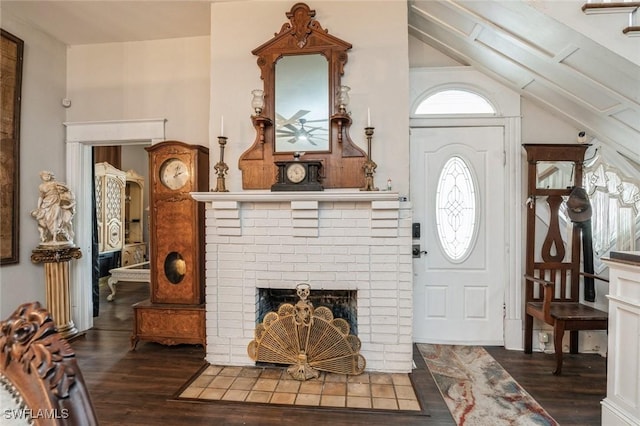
top-left (239, 2), bottom-right (366, 189)
top-left (275, 54), bottom-right (329, 153)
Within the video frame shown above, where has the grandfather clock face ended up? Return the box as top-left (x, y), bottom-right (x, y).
top-left (147, 141), bottom-right (208, 305)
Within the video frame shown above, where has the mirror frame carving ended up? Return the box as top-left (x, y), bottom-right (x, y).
top-left (239, 2), bottom-right (366, 189)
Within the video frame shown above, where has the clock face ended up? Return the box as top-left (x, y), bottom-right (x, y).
top-left (286, 163), bottom-right (306, 184)
top-left (160, 158), bottom-right (190, 190)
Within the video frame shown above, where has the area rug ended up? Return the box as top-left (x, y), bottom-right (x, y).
top-left (417, 344), bottom-right (558, 426)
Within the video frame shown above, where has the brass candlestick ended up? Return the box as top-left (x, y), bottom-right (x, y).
top-left (361, 127), bottom-right (378, 191)
top-left (213, 136), bottom-right (229, 192)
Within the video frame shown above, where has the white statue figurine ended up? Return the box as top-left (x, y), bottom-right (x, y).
top-left (31, 171), bottom-right (76, 247)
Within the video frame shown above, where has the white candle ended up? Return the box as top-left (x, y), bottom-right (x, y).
top-left (221, 116), bottom-right (224, 136)
top-left (367, 108), bottom-right (371, 127)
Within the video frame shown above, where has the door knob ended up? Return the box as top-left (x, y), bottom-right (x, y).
top-left (412, 244), bottom-right (427, 258)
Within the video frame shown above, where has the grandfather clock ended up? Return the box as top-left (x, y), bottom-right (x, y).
top-left (131, 141), bottom-right (208, 349)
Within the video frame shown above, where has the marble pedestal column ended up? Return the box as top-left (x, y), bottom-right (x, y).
top-left (31, 246), bottom-right (82, 339)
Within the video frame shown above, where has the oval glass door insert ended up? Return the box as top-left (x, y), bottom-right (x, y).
top-left (435, 156), bottom-right (478, 262)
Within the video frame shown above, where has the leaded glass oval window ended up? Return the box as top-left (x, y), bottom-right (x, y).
top-left (435, 156), bottom-right (478, 262)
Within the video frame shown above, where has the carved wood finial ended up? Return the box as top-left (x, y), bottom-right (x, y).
top-left (285, 3), bottom-right (320, 48)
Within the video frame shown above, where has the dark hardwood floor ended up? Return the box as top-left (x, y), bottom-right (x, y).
top-left (69, 281), bottom-right (606, 425)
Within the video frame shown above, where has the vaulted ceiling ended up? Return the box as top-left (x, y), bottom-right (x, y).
top-left (408, 0), bottom-right (639, 160)
top-left (3, 1), bottom-right (638, 160)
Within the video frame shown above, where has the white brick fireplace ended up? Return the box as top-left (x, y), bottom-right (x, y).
top-left (192, 191), bottom-right (413, 373)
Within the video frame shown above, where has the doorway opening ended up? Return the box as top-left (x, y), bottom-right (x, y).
top-left (409, 68), bottom-right (521, 349)
top-left (65, 119), bottom-right (165, 332)
top-left (92, 145), bottom-right (150, 317)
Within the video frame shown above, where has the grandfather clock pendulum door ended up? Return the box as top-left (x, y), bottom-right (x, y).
top-left (131, 141), bottom-right (209, 349)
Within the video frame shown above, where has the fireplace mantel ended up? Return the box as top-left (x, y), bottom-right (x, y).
top-left (191, 190), bottom-right (401, 204)
top-left (192, 190), bottom-right (405, 239)
top-left (195, 189), bottom-right (413, 373)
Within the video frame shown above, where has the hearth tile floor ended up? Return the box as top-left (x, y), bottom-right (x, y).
top-left (179, 365), bottom-right (421, 411)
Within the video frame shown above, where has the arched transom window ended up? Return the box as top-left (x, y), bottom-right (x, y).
top-left (415, 89), bottom-right (496, 115)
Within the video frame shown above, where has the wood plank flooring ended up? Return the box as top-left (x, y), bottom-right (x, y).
top-left (69, 281), bottom-right (605, 425)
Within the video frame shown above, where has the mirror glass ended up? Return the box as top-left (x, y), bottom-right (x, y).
top-left (536, 161), bottom-right (575, 189)
top-left (275, 54), bottom-right (329, 153)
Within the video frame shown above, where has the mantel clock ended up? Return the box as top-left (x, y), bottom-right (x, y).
top-left (271, 160), bottom-right (323, 191)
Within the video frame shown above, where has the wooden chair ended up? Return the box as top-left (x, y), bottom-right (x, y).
top-left (522, 144), bottom-right (609, 375)
top-left (524, 273), bottom-right (608, 375)
top-left (0, 301), bottom-right (98, 425)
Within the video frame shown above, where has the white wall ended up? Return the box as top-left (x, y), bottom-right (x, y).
top-left (64, 36), bottom-right (209, 329)
top-left (521, 99), bottom-right (582, 144)
top-left (66, 36), bottom-right (211, 145)
top-left (409, 34), bottom-right (462, 68)
top-left (210, 1), bottom-right (410, 196)
top-left (0, 12), bottom-right (68, 317)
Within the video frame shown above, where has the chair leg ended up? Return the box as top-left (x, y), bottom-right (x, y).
top-left (553, 321), bottom-right (565, 375)
top-left (524, 313), bottom-right (533, 354)
top-left (570, 330), bottom-right (579, 354)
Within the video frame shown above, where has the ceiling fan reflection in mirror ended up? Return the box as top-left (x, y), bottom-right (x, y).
top-left (276, 109), bottom-right (328, 149)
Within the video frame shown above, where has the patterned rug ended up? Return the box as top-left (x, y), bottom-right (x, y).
top-left (417, 344), bottom-right (558, 426)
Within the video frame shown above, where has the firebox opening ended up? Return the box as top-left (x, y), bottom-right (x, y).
top-left (256, 288), bottom-right (358, 335)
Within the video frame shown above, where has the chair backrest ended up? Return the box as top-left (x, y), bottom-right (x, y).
top-left (523, 144), bottom-right (588, 305)
top-left (0, 302), bottom-right (97, 426)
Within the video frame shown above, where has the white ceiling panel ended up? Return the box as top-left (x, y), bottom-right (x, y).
top-left (459, 1), bottom-right (578, 56)
top-left (409, 0), bottom-right (640, 160)
top-left (409, 11), bottom-right (535, 89)
top-left (612, 109), bottom-right (640, 133)
top-left (524, 80), bottom-right (639, 155)
top-left (559, 49), bottom-right (640, 105)
top-left (475, 30), bottom-right (623, 111)
top-left (411, 0), bottom-right (479, 38)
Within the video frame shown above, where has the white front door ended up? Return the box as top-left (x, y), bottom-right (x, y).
top-left (411, 126), bottom-right (505, 345)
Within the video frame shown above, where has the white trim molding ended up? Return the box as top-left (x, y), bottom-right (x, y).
top-left (64, 118), bottom-right (166, 143)
top-left (191, 190), bottom-right (400, 204)
top-left (64, 119), bottom-right (166, 332)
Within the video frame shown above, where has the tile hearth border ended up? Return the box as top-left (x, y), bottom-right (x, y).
top-left (174, 364), bottom-right (427, 415)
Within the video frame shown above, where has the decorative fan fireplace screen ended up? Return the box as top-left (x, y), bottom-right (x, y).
top-left (247, 283), bottom-right (366, 380)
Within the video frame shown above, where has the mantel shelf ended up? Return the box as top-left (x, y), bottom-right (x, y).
top-left (191, 190), bottom-right (401, 204)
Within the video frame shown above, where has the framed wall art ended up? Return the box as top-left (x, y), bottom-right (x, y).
top-left (1, 29), bottom-right (24, 265)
